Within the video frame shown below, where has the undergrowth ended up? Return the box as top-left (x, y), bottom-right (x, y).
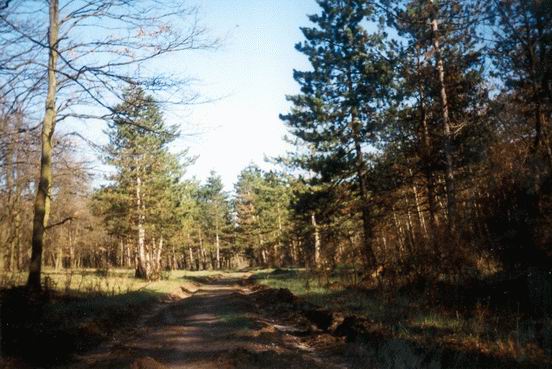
top-left (252, 268), bottom-right (551, 365)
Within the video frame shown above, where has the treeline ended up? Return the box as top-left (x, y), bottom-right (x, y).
top-left (0, 86), bottom-right (298, 279)
top-left (1, 0), bottom-right (551, 287)
top-left (0, 115), bottom-right (97, 273)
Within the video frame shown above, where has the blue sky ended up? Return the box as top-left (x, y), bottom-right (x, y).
top-left (65, 0), bottom-right (320, 190)
top-left (171, 0), bottom-right (319, 190)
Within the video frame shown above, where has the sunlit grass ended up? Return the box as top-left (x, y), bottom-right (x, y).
top-left (0, 268), bottom-right (252, 300)
top-left (0, 268), bottom-right (230, 296)
top-left (252, 268), bottom-right (381, 314)
top-left (410, 312), bottom-right (463, 331)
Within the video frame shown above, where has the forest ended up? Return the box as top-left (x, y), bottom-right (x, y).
top-left (0, 0), bottom-right (551, 368)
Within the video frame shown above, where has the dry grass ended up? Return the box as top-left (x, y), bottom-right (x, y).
top-left (0, 268), bottom-right (238, 366)
top-left (0, 268), bottom-right (235, 296)
top-left (252, 268), bottom-right (551, 365)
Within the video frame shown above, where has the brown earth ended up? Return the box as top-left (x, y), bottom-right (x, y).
top-left (59, 274), bottom-right (350, 369)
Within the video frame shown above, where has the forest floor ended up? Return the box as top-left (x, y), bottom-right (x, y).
top-left (53, 272), bottom-right (351, 369)
top-left (1, 269), bottom-right (550, 369)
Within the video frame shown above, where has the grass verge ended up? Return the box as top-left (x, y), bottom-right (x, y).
top-left (251, 268), bottom-right (551, 366)
top-left (0, 268), bottom-right (213, 366)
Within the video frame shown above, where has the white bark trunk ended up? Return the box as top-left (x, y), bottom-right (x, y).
top-left (136, 175), bottom-right (149, 278)
top-left (215, 224), bottom-right (220, 270)
top-left (189, 246), bottom-right (194, 270)
top-left (311, 212), bottom-right (321, 268)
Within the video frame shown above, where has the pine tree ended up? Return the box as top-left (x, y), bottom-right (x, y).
top-left (234, 166), bottom-right (293, 267)
top-left (169, 179), bottom-right (201, 270)
top-left (280, 0), bottom-right (392, 268)
top-left (199, 171), bottom-right (231, 269)
top-left (490, 0), bottom-right (552, 171)
top-left (385, 0), bottom-right (487, 231)
top-left (375, 0), bottom-right (489, 274)
top-left (258, 171), bottom-right (292, 267)
top-left (484, 0), bottom-right (552, 269)
top-left (234, 165), bottom-right (265, 265)
top-left (103, 85), bottom-right (182, 280)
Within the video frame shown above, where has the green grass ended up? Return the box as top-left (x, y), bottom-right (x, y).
top-left (218, 311), bottom-right (256, 330)
top-left (251, 268), bottom-right (551, 365)
top-left (252, 268), bottom-right (385, 315)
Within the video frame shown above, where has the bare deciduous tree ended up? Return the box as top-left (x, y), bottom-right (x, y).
top-left (0, 0), bottom-right (215, 291)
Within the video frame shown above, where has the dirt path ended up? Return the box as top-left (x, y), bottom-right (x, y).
top-left (65, 274), bottom-right (350, 369)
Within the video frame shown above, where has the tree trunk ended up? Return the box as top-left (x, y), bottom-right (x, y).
top-left (349, 92), bottom-right (376, 268)
top-left (415, 45), bottom-right (438, 237)
top-left (199, 231), bottom-right (206, 270)
top-left (403, 193), bottom-right (416, 253)
top-left (311, 212), bottom-right (321, 269)
top-left (261, 249), bottom-right (268, 266)
top-left (149, 237), bottom-right (162, 278)
top-left (5, 113), bottom-right (17, 272)
top-left (410, 170), bottom-right (428, 238)
top-left (157, 238), bottom-right (163, 272)
top-left (27, 0), bottom-right (59, 291)
top-left (55, 245), bottom-right (63, 270)
top-left (430, 4), bottom-right (457, 232)
top-left (189, 246), bottom-right (195, 271)
top-left (16, 216), bottom-right (23, 270)
top-left (11, 212), bottom-right (22, 271)
top-left (69, 227), bottom-right (75, 269)
top-left (171, 244), bottom-right (177, 270)
top-left (291, 240), bottom-right (297, 266)
top-left (215, 224), bottom-right (220, 270)
top-left (135, 175), bottom-right (149, 279)
top-left (126, 240), bottom-right (131, 268)
top-left (258, 233), bottom-right (267, 266)
top-left (9, 232), bottom-right (16, 272)
top-left (275, 206), bottom-right (283, 267)
top-left (119, 238), bottom-right (124, 267)
top-left (392, 206), bottom-right (406, 260)
top-left (208, 250), bottom-right (215, 269)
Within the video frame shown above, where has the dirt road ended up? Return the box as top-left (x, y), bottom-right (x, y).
top-left (66, 274), bottom-right (350, 369)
